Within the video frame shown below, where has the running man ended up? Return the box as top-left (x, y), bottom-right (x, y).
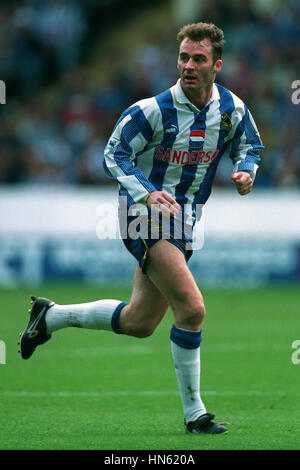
top-left (19, 22), bottom-right (264, 434)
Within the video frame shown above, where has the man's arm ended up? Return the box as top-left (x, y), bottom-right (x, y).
top-left (230, 104), bottom-right (264, 195)
top-left (103, 104), bottom-right (158, 206)
top-left (103, 102), bottom-right (179, 215)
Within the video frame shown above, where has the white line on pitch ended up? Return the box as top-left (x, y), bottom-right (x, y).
top-left (0, 390), bottom-right (297, 397)
top-left (34, 342), bottom-right (291, 360)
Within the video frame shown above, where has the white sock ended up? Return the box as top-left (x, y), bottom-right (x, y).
top-left (171, 340), bottom-right (206, 423)
top-left (45, 299), bottom-right (122, 334)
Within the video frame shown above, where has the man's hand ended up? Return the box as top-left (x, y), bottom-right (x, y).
top-left (146, 191), bottom-right (180, 217)
top-left (231, 172), bottom-right (253, 196)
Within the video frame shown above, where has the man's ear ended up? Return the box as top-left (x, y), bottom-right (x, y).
top-left (213, 59), bottom-right (222, 73)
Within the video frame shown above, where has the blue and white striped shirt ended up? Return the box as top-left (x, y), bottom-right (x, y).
top-left (104, 79), bottom-right (264, 222)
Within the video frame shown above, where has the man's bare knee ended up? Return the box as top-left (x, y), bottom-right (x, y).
top-left (188, 300), bottom-right (206, 325)
top-left (175, 300), bottom-right (206, 330)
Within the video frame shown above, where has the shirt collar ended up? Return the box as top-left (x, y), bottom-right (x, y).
top-left (172, 79), bottom-right (220, 111)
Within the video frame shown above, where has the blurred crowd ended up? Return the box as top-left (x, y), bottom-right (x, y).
top-left (0, 0), bottom-right (299, 188)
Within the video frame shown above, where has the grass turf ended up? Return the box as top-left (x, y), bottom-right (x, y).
top-left (0, 284), bottom-right (299, 450)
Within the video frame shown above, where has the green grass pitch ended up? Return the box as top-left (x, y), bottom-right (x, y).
top-left (0, 283), bottom-right (299, 450)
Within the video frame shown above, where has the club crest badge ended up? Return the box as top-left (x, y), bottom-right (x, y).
top-left (221, 113), bottom-right (232, 130)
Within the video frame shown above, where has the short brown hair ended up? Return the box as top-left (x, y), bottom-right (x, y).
top-left (177, 22), bottom-right (225, 63)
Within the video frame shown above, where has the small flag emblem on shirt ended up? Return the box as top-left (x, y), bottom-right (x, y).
top-left (190, 130), bottom-right (205, 142)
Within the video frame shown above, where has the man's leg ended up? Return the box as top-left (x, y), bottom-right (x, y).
top-left (19, 262), bottom-right (168, 359)
top-left (119, 263), bottom-right (169, 338)
top-left (145, 239), bottom-right (226, 433)
top-left (44, 263), bottom-right (168, 337)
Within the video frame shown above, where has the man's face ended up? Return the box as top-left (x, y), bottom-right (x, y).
top-left (177, 37), bottom-right (222, 93)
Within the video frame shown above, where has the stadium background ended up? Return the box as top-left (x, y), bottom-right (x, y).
top-left (0, 0), bottom-right (299, 451)
top-left (0, 0), bottom-right (299, 287)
